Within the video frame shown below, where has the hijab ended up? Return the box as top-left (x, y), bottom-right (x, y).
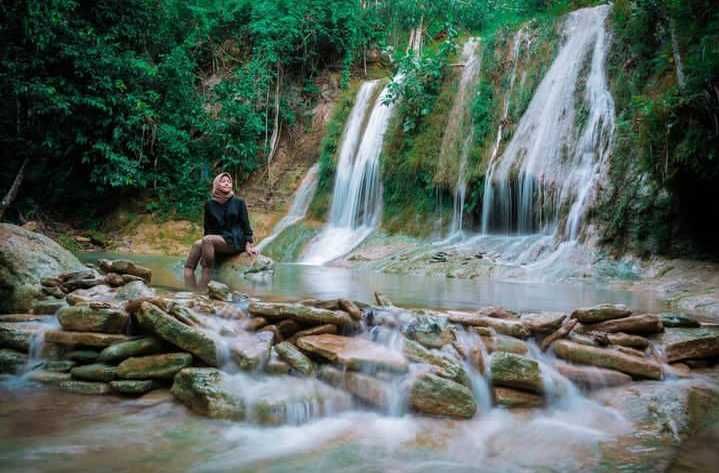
top-left (211, 172), bottom-right (234, 204)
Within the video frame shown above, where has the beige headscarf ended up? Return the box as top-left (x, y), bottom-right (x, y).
top-left (211, 172), bottom-right (234, 204)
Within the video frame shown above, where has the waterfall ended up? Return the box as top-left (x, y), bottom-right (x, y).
top-left (480, 5), bottom-right (615, 242)
top-left (257, 163), bottom-right (320, 251)
top-left (301, 80), bottom-right (395, 264)
top-left (440, 38), bottom-right (481, 235)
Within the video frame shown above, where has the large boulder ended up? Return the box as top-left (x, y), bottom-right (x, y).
top-left (0, 224), bottom-right (85, 312)
top-left (409, 372), bottom-right (477, 419)
top-left (296, 334), bottom-right (408, 373)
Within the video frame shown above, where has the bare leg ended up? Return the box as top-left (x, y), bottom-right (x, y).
top-left (198, 235), bottom-right (236, 290)
top-left (184, 240), bottom-right (203, 290)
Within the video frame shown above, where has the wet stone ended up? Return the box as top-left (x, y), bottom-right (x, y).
top-left (59, 380), bottom-right (112, 395)
top-left (493, 387), bottom-right (544, 408)
top-left (57, 305), bottom-right (129, 334)
top-left (230, 332), bottom-right (273, 371)
top-left (409, 372), bottom-right (477, 419)
top-left (297, 334), bottom-right (408, 373)
top-left (571, 304), bottom-right (632, 324)
top-left (110, 379), bottom-right (160, 395)
top-left (65, 350), bottom-right (100, 363)
top-left (490, 352), bottom-right (544, 394)
top-left (44, 330), bottom-right (131, 348)
top-left (71, 363), bottom-right (117, 382)
top-left (26, 369), bottom-right (72, 385)
top-left (0, 349), bottom-right (28, 374)
top-left (0, 321), bottom-right (47, 352)
top-left (654, 327), bottom-right (719, 363)
top-left (97, 337), bottom-right (166, 363)
top-left (117, 353), bottom-right (193, 380)
top-left (44, 360), bottom-right (76, 372)
top-left (207, 281), bottom-right (232, 302)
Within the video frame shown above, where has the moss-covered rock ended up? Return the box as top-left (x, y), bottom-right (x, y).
top-left (0, 321), bottom-right (46, 352)
top-left (58, 380), bottom-right (112, 395)
top-left (274, 341), bottom-right (315, 376)
top-left (71, 363), bottom-right (117, 382)
top-left (409, 372), bottom-right (477, 419)
top-left (171, 368), bottom-right (245, 420)
top-left (0, 348), bottom-right (28, 374)
top-left (110, 379), bottom-right (160, 395)
top-left (57, 305), bottom-right (129, 334)
top-left (97, 337), bottom-right (166, 363)
top-left (117, 353), bottom-right (193, 379)
top-left (490, 352), bottom-right (544, 393)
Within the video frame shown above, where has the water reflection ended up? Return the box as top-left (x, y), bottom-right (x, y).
top-left (81, 253), bottom-right (665, 313)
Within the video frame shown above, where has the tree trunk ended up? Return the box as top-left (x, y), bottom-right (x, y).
top-left (0, 157), bottom-right (30, 221)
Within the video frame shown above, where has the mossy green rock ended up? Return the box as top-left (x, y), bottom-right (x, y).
top-left (97, 337), bottom-right (166, 363)
top-left (409, 372), bottom-right (477, 419)
top-left (0, 321), bottom-right (45, 352)
top-left (0, 349), bottom-right (28, 374)
top-left (71, 363), bottom-right (117, 382)
top-left (118, 353), bottom-right (193, 379)
top-left (402, 339), bottom-right (470, 387)
top-left (493, 386), bottom-right (544, 408)
top-left (65, 350), bottom-right (100, 363)
top-left (26, 369), bottom-right (72, 385)
top-left (57, 305), bottom-right (129, 334)
top-left (171, 368), bottom-right (246, 420)
top-left (59, 380), bottom-right (112, 395)
top-left (110, 379), bottom-right (160, 394)
top-left (44, 360), bottom-right (76, 372)
top-left (0, 223), bottom-right (85, 313)
top-left (490, 352), bottom-right (544, 393)
top-left (275, 341), bottom-right (315, 376)
top-left (136, 302), bottom-right (220, 366)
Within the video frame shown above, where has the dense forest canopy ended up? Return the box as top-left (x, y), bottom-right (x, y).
top-left (1, 0), bottom-right (717, 256)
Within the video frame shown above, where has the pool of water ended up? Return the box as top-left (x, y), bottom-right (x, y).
top-left (80, 252), bottom-right (666, 314)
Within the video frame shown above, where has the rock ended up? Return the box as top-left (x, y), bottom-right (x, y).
top-left (44, 360), bottom-right (75, 372)
top-left (44, 330), bottom-right (131, 348)
top-left (172, 367), bottom-right (351, 424)
top-left (374, 291), bottom-right (393, 307)
top-left (110, 379), bottom-right (160, 395)
top-left (0, 223), bottom-right (85, 312)
top-left (265, 349), bottom-right (291, 375)
top-left (403, 315), bottom-right (454, 348)
top-left (66, 285), bottom-right (115, 305)
top-left (31, 298), bottom-right (68, 314)
top-left (258, 324), bottom-right (282, 343)
top-left (447, 311), bottom-right (530, 338)
top-left (288, 323), bottom-right (337, 343)
top-left (249, 302), bottom-right (354, 327)
top-left (477, 306), bottom-right (519, 320)
top-left (207, 281), bottom-right (231, 301)
top-left (26, 369), bottom-right (72, 385)
top-left (0, 321), bottom-right (46, 352)
top-left (136, 302), bottom-right (220, 366)
top-left (577, 314), bottom-right (663, 335)
top-left (241, 317), bottom-right (267, 331)
top-left (571, 304), bottom-right (632, 323)
top-left (217, 253), bottom-right (275, 280)
top-left (338, 299), bottom-right (362, 321)
top-left (57, 305), bottom-right (129, 334)
top-left (493, 387), bottom-right (544, 408)
top-left (520, 312), bottom-right (567, 334)
top-left (654, 327), bottom-right (719, 363)
top-left (171, 368), bottom-right (245, 420)
top-left (481, 334), bottom-right (529, 355)
top-left (71, 363), bottom-right (117, 382)
top-left (552, 340), bottom-right (663, 380)
top-left (60, 274), bottom-right (106, 292)
top-left (276, 319), bottom-right (301, 338)
top-left (297, 334), bottom-right (408, 373)
top-left (98, 259), bottom-right (152, 282)
top-left (229, 332), bottom-right (273, 370)
top-left (58, 380), bottom-right (111, 395)
top-left (402, 339), bottom-right (469, 387)
top-left (65, 350), bottom-right (100, 363)
top-left (554, 361), bottom-right (632, 389)
top-left (490, 352), bottom-right (544, 393)
top-left (318, 365), bottom-right (390, 409)
top-left (660, 313), bottom-right (701, 328)
top-left (409, 372), bottom-right (477, 419)
top-left (540, 317), bottom-right (578, 351)
top-left (606, 332), bottom-right (650, 349)
top-left (275, 341), bottom-right (315, 376)
top-left (0, 348), bottom-right (28, 374)
top-left (114, 280), bottom-right (155, 301)
top-left (97, 337), bottom-right (166, 363)
top-left (0, 314), bottom-right (52, 323)
top-left (117, 353), bottom-right (193, 379)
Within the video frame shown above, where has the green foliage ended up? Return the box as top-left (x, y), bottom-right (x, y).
top-left (601, 0), bottom-right (719, 255)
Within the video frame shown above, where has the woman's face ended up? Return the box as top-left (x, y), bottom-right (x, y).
top-left (218, 175), bottom-right (232, 193)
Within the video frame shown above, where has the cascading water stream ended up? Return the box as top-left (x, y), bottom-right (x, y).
top-left (257, 163), bottom-right (320, 251)
top-left (480, 5), bottom-right (615, 243)
top-left (439, 38), bottom-right (481, 236)
top-left (301, 80), bottom-right (395, 265)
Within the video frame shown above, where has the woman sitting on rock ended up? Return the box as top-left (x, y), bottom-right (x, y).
top-left (184, 172), bottom-right (257, 290)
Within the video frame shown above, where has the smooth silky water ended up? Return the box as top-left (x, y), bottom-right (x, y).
top-left (0, 250), bottom-right (673, 472)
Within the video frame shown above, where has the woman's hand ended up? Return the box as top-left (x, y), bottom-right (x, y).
top-left (245, 241), bottom-right (258, 257)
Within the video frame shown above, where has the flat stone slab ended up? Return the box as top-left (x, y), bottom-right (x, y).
top-left (554, 361), bottom-right (632, 390)
top-left (71, 363), bottom-right (117, 382)
top-left (97, 337), bottom-right (166, 363)
top-left (493, 387), bottom-right (544, 408)
top-left (654, 327), bottom-right (719, 362)
top-left (111, 380), bottom-right (161, 395)
top-left (490, 352), bottom-right (544, 393)
top-left (26, 369), bottom-right (72, 385)
top-left (249, 302), bottom-right (354, 327)
top-left (297, 334), bottom-right (408, 373)
top-left (571, 304), bottom-right (632, 323)
top-left (275, 341), bottom-right (315, 376)
top-left (577, 314), bottom-right (663, 335)
top-left (553, 340), bottom-right (663, 380)
top-left (59, 380), bottom-right (112, 395)
top-left (44, 330), bottom-right (131, 348)
top-left (318, 365), bottom-right (391, 409)
top-left (57, 305), bottom-right (129, 334)
top-left (229, 332), bottom-right (273, 371)
top-left (447, 311), bottom-right (530, 338)
top-left (0, 321), bottom-right (47, 352)
top-left (0, 349), bottom-right (28, 374)
top-left (118, 353), bottom-right (193, 379)
top-left (520, 312), bottom-right (567, 334)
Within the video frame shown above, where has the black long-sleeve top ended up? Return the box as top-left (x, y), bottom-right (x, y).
top-left (203, 196), bottom-right (254, 251)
